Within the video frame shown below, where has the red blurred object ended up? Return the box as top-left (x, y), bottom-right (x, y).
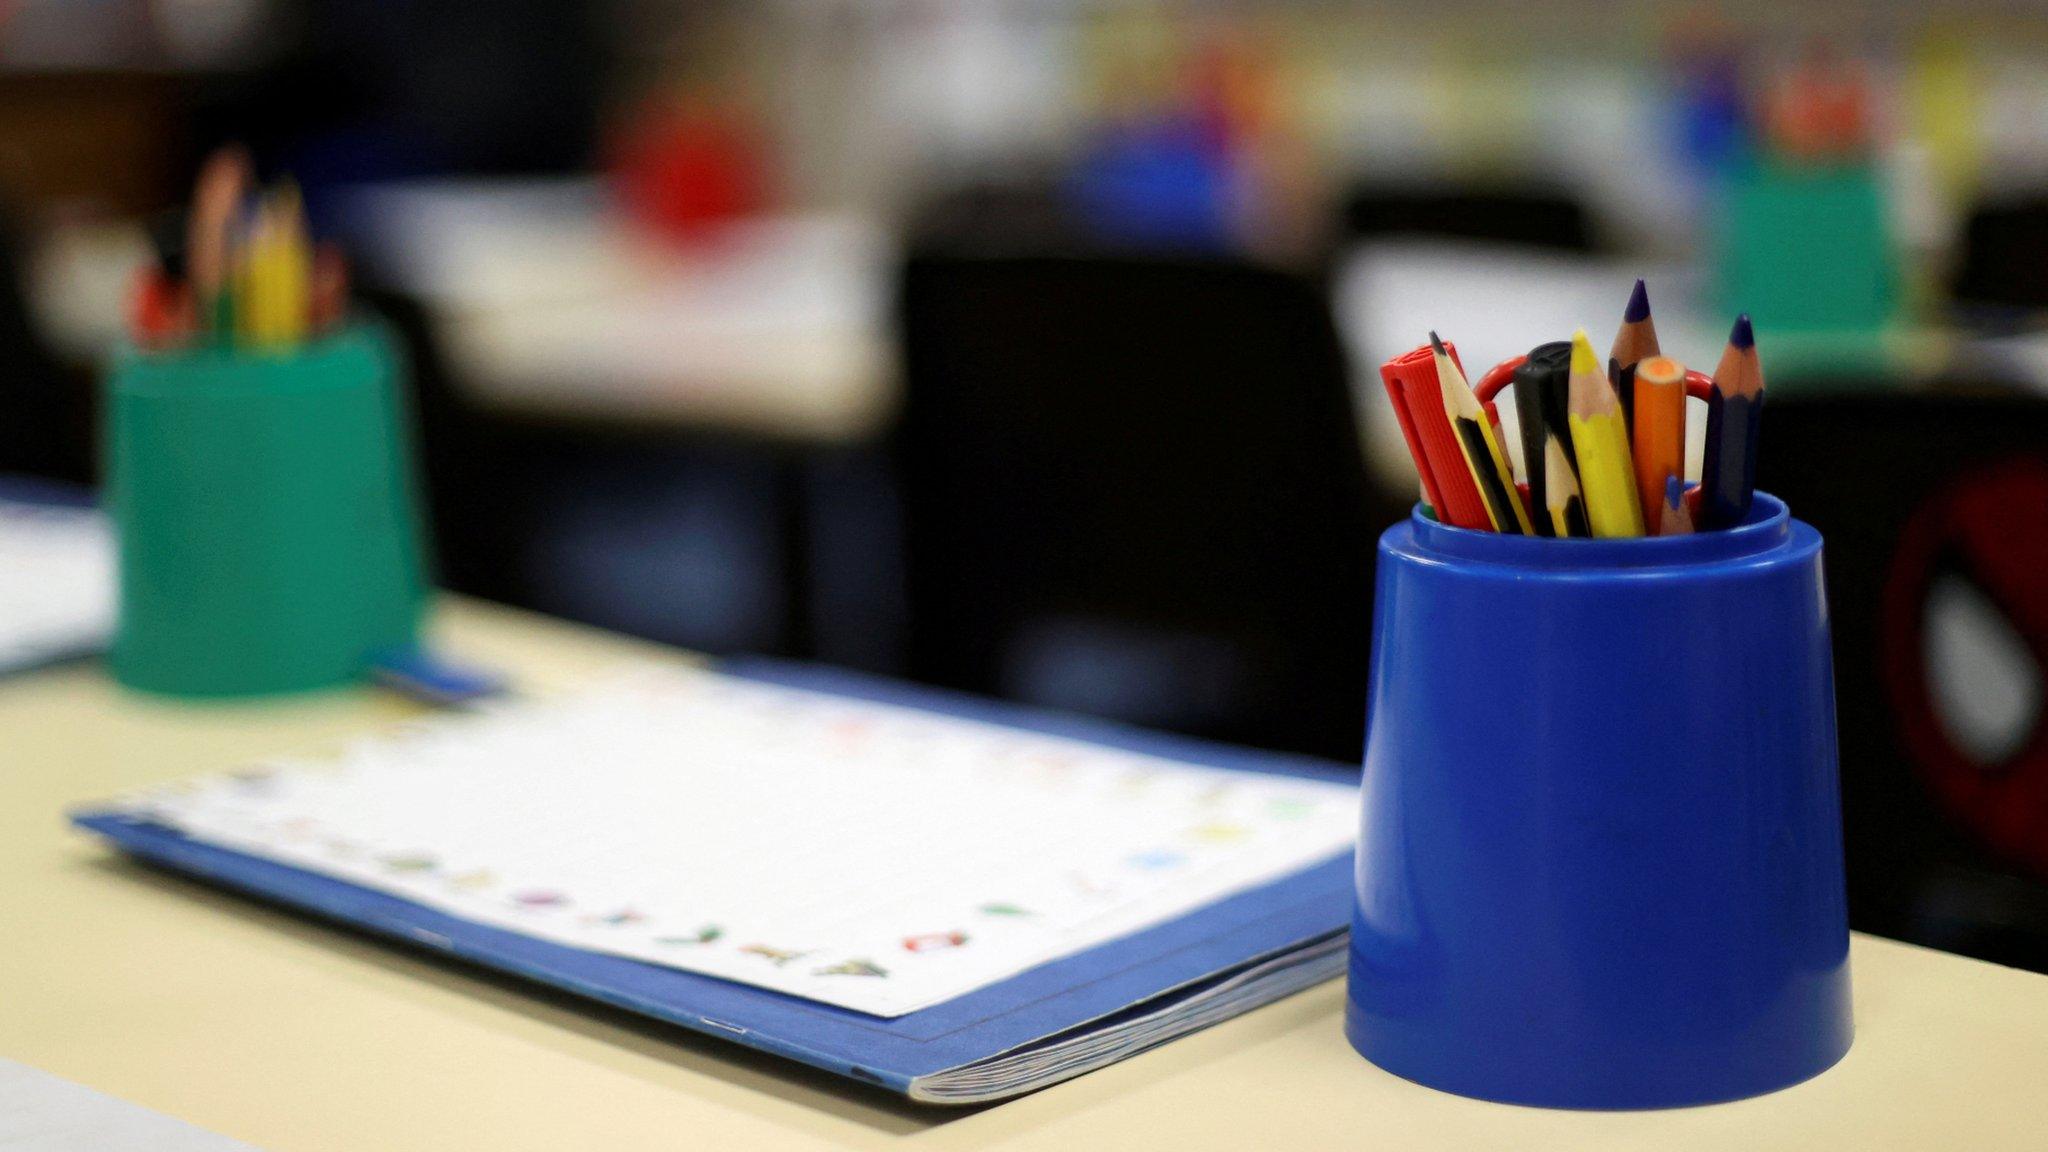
top-left (128, 266), bottom-right (191, 350)
top-left (607, 99), bottom-right (770, 243)
top-left (1380, 340), bottom-right (1492, 531)
top-left (310, 242), bottom-right (350, 334)
top-left (1186, 32), bottom-right (1276, 155)
top-left (1762, 42), bottom-right (1873, 163)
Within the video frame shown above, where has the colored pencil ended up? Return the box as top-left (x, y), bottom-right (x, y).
top-left (1384, 341), bottom-right (1493, 530)
top-left (1543, 433), bottom-right (1590, 538)
top-left (1699, 314), bottom-right (1765, 528)
top-left (1486, 403), bottom-right (1511, 482)
top-left (128, 267), bottom-right (190, 351)
top-left (134, 148), bottom-right (344, 353)
top-left (1433, 332), bottom-right (1532, 535)
top-left (1487, 403), bottom-right (1525, 524)
top-left (1566, 328), bottom-right (1644, 537)
top-left (1630, 355), bottom-right (1688, 535)
top-left (232, 199), bottom-right (267, 347)
top-left (1608, 278), bottom-right (1661, 433)
top-left (1660, 474), bottom-right (1696, 535)
top-left (310, 242), bottom-right (350, 334)
top-left (268, 183), bottom-right (312, 347)
top-left (187, 146), bottom-right (250, 343)
top-left (1511, 340), bottom-right (1574, 536)
top-left (235, 183), bottom-right (315, 350)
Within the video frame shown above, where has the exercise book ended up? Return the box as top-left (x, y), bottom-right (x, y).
top-left (74, 659), bottom-right (1360, 1102)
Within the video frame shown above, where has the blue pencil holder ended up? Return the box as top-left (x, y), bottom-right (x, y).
top-left (1346, 493), bottom-right (1853, 1109)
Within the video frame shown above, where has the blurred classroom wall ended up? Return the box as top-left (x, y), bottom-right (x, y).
top-left (4, 0), bottom-right (2048, 970)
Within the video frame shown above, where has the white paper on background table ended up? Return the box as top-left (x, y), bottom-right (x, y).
top-left (0, 499), bottom-right (114, 674)
top-left (116, 665), bottom-right (1357, 1017)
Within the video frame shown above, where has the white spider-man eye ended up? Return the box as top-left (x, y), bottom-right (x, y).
top-left (1926, 572), bottom-right (2042, 766)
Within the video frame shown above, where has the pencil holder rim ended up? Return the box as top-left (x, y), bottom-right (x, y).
top-left (1407, 491), bottom-right (1794, 569)
top-left (110, 320), bottom-right (387, 400)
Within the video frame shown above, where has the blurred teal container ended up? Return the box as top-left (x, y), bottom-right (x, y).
top-left (1714, 159), bottom-right (1899, 339)
top-left (106, 324), bottom-right (430, 697)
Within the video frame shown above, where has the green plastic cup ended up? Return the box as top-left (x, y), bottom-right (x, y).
top-left (105, 323), bottom-right (431, 697)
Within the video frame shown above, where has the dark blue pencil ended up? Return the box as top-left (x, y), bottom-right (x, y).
top-left (1698, 315), bottom-right (1764, 528)
top-left (1608, 279), bottom-right (1660, 434)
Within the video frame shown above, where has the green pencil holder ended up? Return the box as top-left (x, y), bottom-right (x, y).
top-left (105, 323), bottom-right (431, 697)
top-left (1713, 158), bottom-right (1899, 337)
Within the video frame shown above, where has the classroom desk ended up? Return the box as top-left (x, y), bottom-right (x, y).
top-left (341, 179), bottom-right (900, 445)
top-left (7, 598), bottom-right (2048, 1151)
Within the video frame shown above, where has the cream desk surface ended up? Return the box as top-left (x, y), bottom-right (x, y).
top-left (6, 600), bottom-right (2046, 1151)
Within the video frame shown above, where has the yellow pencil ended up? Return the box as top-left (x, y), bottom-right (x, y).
top-left (1432, 332), bottom-right (1532, 534)
top-left (236, 186), bottom-right (312, 350)
top-left (270, 181), bottom-right (311, 346)
top-left (234, 201), bottom-right (271, 348)
top-left (1543, 433), bottom-right (1590, 537)
top-left (1566, 328), bottom-right (1644, 537)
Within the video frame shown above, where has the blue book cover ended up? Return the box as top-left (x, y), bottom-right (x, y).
top-left (72, 659), bottom-right (1358, 1104)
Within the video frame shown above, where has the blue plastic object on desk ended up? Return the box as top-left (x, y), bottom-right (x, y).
top-left (1346, 492), bottom-right (1853, 1108)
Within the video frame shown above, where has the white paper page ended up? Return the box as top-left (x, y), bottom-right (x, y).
top-left (0, 498), bottom-right (115, 674)
top-left (123, 666), bottom-right (1357, 1017)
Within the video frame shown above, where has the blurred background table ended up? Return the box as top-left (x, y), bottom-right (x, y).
top-left (338, 179), bottom-right (899, 444)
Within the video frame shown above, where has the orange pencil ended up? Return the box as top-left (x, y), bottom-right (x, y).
top-left (1660, 474), bottom-right (1696, 536)
top-left (188, 145), bottom-right (251, 340)
top-left (1631, 355), bottom-right (1687, 534)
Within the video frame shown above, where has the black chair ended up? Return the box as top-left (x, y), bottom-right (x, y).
top-left (0, 202), bottom-right (92, 481)
top-left (896, 250), bottom-right (1397, 763)
top-left (1341, 184), bottom-right (1598, 252)
top-left (363, 286), bottom-right (823, 660)
top-left (1758, 391), bottom-right (2048, 973)
top-left (1953, 197), bottom-right (2048, 312)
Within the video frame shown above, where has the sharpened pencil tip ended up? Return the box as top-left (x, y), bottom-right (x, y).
top-left (1428, 330), bottom-right (1447, 357)
top-left (1569, 328), bottom-right (1598, 375)
top-left (1730, 313), bottom-right (1754, 350)
top-left (1624, 278), bottom-right (1651, 323)
top-left (1665, 473), bottom-right (1684, 509)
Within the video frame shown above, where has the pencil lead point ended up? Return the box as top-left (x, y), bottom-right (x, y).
top-left (1428, 330), bottom-right (1447, 357)
top-left (1730, 313), bottom-right (1754, 350)
top-left (1666, 473), bottom-right (1684, 509)
top-left (1624, 278), bottom-right (1651, 323)
top-left (1569, 328), bottom-right (1598, 375)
